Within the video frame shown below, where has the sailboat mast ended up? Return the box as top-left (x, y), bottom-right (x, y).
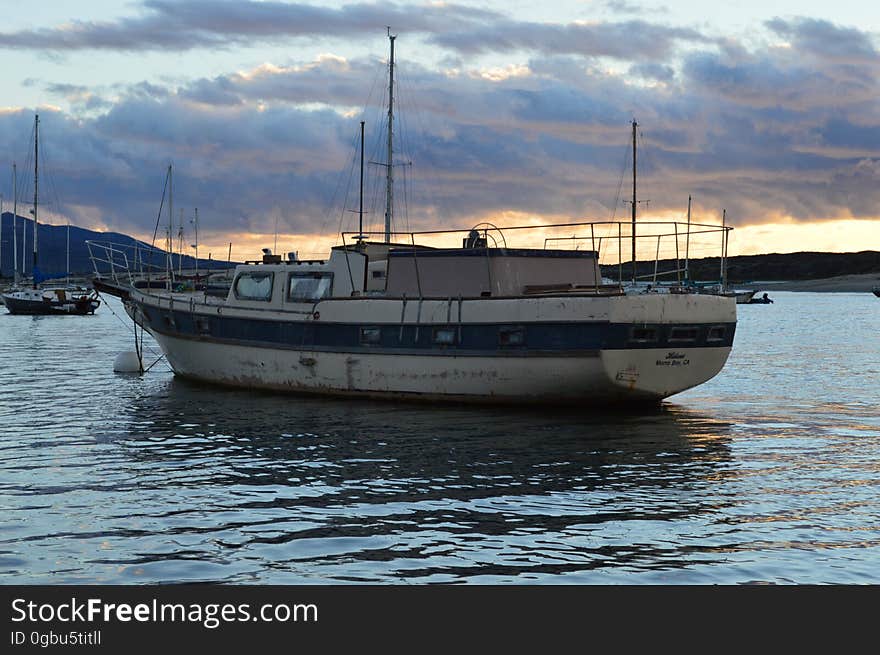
top-left (720, 208), bottom-right (727, 289)
top-left (12, 163), bottom-right (18, 285)
top-left (384, 29), bottom-right (396, 243)
top-left (178, 208), bottom-right (184, 276)
top-left (193, 207), bottom-right (199, 282)
top-left (33, 114), bottom-right (39, 289)
top-left (631, 120), bottom-right (637, 286)
top-left (359, 120), bottom-right (365, 238)
top-left (167, 164), bottom-right (173, 290)
top-left (685, 194), bottom-right (691, 283)
top-left (66, 221), bottom-right (70, 286)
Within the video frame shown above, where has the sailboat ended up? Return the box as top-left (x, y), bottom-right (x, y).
top-left (2, 115), bottom-right (100, 315)
top-left (89, 33), bottom-right (736, 404)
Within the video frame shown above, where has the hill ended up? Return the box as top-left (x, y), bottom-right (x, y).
top-left (0, 212), bottom-right (234, 279)
top-left (602, 250), bottom-right (880, 284)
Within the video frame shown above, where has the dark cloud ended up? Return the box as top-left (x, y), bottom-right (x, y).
top-left (0, 0), bottom-right (708, 62)
top-left (428, 20), bottom-right (710, 60)
top-left (766, 17), bottom-right (880, 65)
top-left (0, 1), bottom-right (505, 52)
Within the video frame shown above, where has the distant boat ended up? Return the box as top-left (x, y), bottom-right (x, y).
top-left (2, 114), bottom-right (100, 316)
top-left (748, 293), bottom-right (774, 304)
top-left (2, 286), bottom-right (99, 315)
top-left (735, 290), bottom-right (757, 304)
top-left (872, 286), bottom-right (880, 298)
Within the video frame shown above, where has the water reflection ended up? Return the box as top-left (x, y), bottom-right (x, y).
top-left (90, 378), bottom-right (736, 582)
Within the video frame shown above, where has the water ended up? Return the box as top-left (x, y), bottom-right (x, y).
top-left (1, 292), bottom-right (878, 584)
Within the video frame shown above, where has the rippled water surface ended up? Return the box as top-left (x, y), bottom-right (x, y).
top-left (1, 292), bottom-right (878, 583)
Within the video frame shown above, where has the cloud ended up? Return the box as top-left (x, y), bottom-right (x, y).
top-left (766, 17), bottom-right (880, 66)
top-left (629, 62), bottom-right (676, 83)
top-left (428, 20), bottom-right (710, 61)
top-left (603, 0), bottom-right (668, 14)
top-left (0, 0), bottom-right (709, 62)
top-left (0, 1), bottom-right (504, 52)
top-left (1, 12), bottom-right (879, 247)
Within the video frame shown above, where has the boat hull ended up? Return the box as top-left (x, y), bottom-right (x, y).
top-left (145, 332), bottom-right (731, 404)
top-left (128, 291), bottom-right (735, 404)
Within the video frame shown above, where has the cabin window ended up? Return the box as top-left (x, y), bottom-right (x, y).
top-left (630, 326), bottom-right (657, 343)
top-left (234, 272), bottom-right (274, 301)
top-left (196, 317), bottom-right (211, 335)
top-left (669, 327), bottom-right (700, 343)
top-left (433, 327), bottom-right (457, 345)
top-left (360, 327), bottom-right (381, 345)
top-left (499, 326), bottom-right (525, 347)
top-left (371, 270), bottom-right (385, 279)
top-left (288, 272), bottom-right (334, 302)
top-left (707, 326), bottom-right (726, 342)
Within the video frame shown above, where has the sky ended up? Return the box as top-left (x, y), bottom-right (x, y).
top-left (0, 0), bottom-right (878, 259)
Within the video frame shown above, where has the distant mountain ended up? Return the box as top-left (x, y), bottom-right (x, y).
top-left (602, 250), bottom-right (880, 284)
top-left (0, 212), bottom-right (235, 279)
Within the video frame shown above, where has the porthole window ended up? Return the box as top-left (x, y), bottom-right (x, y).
top-left (707, 326), bottom-right (726, 342)
top-left (669, 327), bottom-right (699, 342)
top-left (499, 326), bottom-right (525, 347)
top-left (630, 326), bottom-right (657, 343)
top-left (360, 327), bottom-right (381, 345)
top-left (432, 327), bottom-right (457, 345)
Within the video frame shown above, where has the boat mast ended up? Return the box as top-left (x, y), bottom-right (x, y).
top-left (178, 208), bottom-right (184, 276)
top-left (33, 114), bottom-right (39, 289)
top-left (685, 194), bottom-right (691, 283)
top-left (193, 207), bottom-right (199, 283)
top-left (167, 164), bottom-right (173, 290)
top-left (384, 28), bottom-right (396, 243)
top-left (631, 119), bottom-right (637, 286)
top-left (12, 163), bottom-right (18, 285)
top-left (359, 120), bottom-right (365, 239)
top-left (721, 208), bottom-right (727, 289)
top-left (66, 220), bottom-right (70, 287)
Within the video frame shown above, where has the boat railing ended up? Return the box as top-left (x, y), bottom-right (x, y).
top-left (86, 240), bottom-right (170, 287)
top-left (342, 219), bottom-right (733, 293)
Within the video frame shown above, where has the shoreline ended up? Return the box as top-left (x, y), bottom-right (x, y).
top-left (735, 273), bottom-right (880, 293)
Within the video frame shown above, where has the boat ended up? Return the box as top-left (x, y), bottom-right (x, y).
top-left (872, 286), bottom-right (880, 298)
top-left (734, 290), bottom-right (757, 304)
top-left (2, 115), bottom-right (100, 315)
top-left (90, 34), bottom-right (737, 405)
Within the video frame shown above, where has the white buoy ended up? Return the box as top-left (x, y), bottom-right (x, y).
top-left (113, 351), bottom-right (143, 373)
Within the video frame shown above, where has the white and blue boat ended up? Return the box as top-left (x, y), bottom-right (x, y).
top-left (89, 34), bottom-right (736, 404)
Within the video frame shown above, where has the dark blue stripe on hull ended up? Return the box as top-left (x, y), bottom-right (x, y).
top-left (139, 304), bottom-right (735, 355)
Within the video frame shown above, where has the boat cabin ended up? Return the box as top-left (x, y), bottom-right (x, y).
top-left (227, 242), bottom-right (601, 306)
